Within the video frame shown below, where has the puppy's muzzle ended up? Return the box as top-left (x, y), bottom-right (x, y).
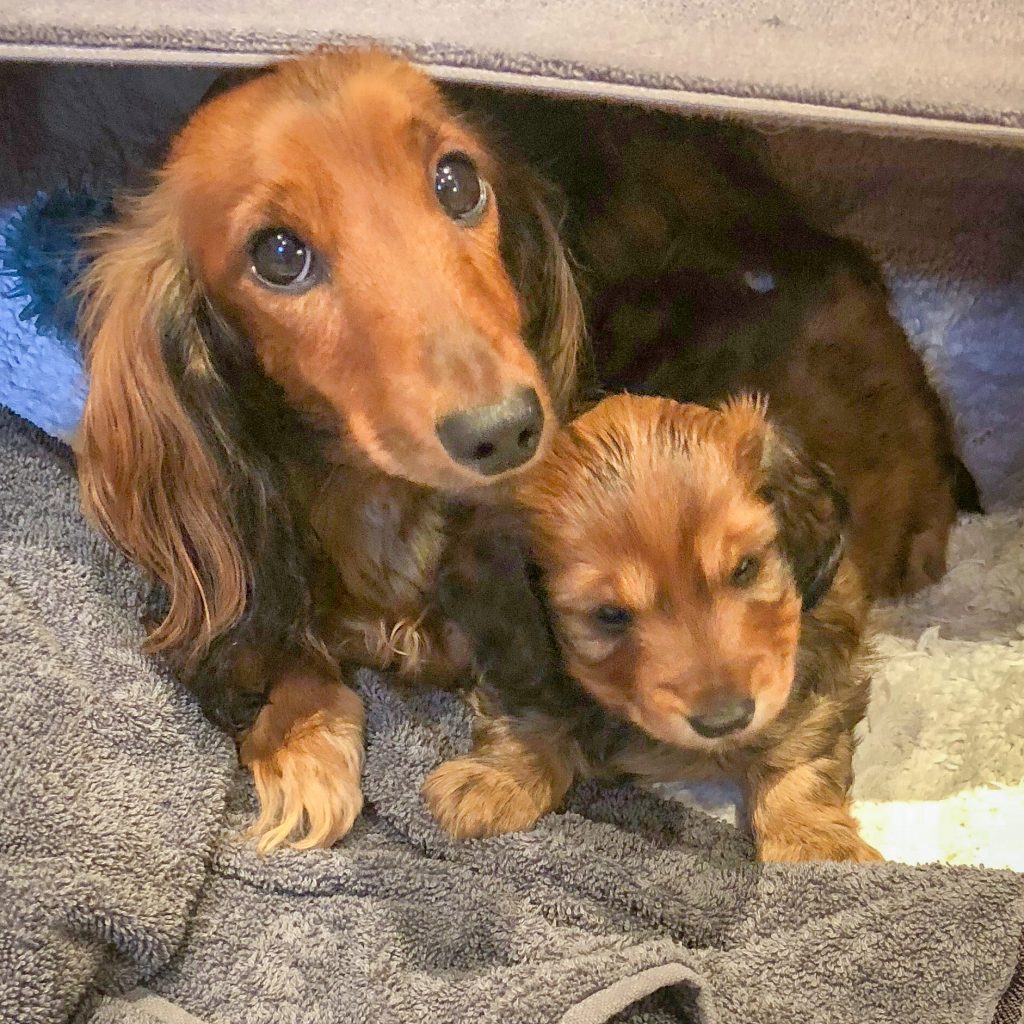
top-left (436, 387), bottom-right (543, 476)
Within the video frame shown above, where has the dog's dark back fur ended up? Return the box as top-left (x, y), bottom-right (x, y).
top-left (447, 87), bottom-right (979, 597)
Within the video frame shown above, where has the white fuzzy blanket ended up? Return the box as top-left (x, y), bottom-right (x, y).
top-left (1, 62), bottom-right (1021, 871)
top-left (856, 511), bottom-right (1024, 868)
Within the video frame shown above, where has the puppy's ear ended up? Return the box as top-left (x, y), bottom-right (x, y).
top-left (495, 164), bottom-right (586, 419)
top-left (437, 505), bottom-right (562, 712)
top-left (77, 186), bottom-right (310, 677)
top-left (722, 396), bottom-right (847, 612)
top-left (763, 433), bottom-right (848, 612)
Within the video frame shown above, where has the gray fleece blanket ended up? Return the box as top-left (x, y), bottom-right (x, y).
top-left (0, 0), bottom-right (1022, 142)
top-left (2, 410), bottom-right (1024, 1024)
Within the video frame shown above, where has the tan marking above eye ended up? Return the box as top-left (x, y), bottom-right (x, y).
top-left (407, 115), bottom-right (442, 159)
top-left (560, 618), bottom-right (621, 665)
top-left (616, 560), bottom-right (657, 613)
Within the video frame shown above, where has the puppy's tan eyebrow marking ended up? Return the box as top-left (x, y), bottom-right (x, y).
top-left (617, 559), bottom-right (657, 611)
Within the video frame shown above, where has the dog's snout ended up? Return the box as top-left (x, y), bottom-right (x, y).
top-left (436, 387), bottom-right (543, 476)
top-left (687, 696), bottom-right (755, 739)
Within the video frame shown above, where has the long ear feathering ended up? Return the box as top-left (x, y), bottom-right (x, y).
top-left (75, 185), bottom-right (314, 678)
top-left (75, 187), bottom-right (247, 668)
top-left (717, 394), bottom-right (846, 611)
top-left (762, 432), bottom-right (848, 613)
top-left (496, 164), bottom-right (585, 419)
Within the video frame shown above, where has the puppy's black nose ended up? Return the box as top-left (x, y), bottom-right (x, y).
top-left (436, 387), bottom-right (543, 476)
top-left (688, 697), bottom-right (755, 739)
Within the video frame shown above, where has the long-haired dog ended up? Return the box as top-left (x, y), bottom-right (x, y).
top-left (449, 89), bottom-right (980, 599)
top-left (75, 50), bottom-right (583, 850)
top-left (425, 394), bottom-right (882, 863)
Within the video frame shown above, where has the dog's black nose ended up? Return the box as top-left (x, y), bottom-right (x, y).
top-left (687, 697), bottom-right (755, 739)
top-left (436, 387), bottom-right (543, 476)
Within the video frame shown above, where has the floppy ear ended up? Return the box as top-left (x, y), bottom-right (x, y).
top-left (436, 504), bottom-right (564, 715)
top-left (722, 396), bottom-right (847, 612)
top-left (76, 186), bottom-right (313, 682)
top-left (762, 430), bottom-right (848, 612)
top-left (495, 164), bottom-right (587, 419)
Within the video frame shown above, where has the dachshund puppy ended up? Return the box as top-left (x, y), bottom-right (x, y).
top-left (424, 394), bottom-right (882, 863)
top-left (447, 88), bottom-right (980, 599)
top-left (75, 50), bottom-right (583, 850)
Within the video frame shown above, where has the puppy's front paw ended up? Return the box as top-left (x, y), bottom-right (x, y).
top-left (422, 757), bottom-right (545, 840)
top-left (758, 828), bottom-right (884, 864)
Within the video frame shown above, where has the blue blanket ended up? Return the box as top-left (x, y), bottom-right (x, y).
top-left (0, 189), bottom-right (111, 442)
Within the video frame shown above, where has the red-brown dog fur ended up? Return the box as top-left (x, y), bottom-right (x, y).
top-left (425, 395), bottom-right (881, 862)
top-left (76, 49), bottom-right (965, 858)
top-left (76, 50), bottom-right (582, 851)
top-left (444, 88), bottom-right (980, 600)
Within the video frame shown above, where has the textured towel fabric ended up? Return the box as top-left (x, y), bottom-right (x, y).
top-left (0, 1), bottom-right (1023, 140)
top-left (0, 413), bottom-right (236, 1024)
top-left (2, 408), bottom-right (1023, 1024)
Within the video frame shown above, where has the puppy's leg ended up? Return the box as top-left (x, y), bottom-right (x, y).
top-left (423, 713), bottom-right (575, 840)
top-left (427, 505), bottom-right (575, 838)
top-left (747, 738), bottom-right (882, 864)
top-left (240, 665), bottom-right (364, 853)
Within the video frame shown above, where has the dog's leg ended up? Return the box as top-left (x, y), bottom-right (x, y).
top-left (746, 738), bottom-right (882, 864)
top-left (426, 505), bottom-right (575, 839)
top-left (423, 713), bottom-right (575, 840)
top-left (899, 505), bottom-right (954, 594)
top-left (239, 665), bottom-right (364, 852)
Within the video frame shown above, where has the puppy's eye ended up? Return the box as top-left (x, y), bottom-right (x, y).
top-left (435, 152), bottom-right (488, 225)
top-left (249, 228), bottom-right (319, 291)
top-left (730, 556), bottom-right (762, 588)
top-left (592, 605), bottom-right (633, 633)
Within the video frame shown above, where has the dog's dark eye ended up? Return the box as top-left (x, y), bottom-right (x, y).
top-left (249, 228), bottom-right (319, 291)
top-left (593, 605), bottom-right (633, 633)
top-left (730, 556), bottom-right (762, 588)
top-left (435, 152), bottom-right (488, 225)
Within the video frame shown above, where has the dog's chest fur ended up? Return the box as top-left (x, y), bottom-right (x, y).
top-left (308, 465), bottom-right (461, 679)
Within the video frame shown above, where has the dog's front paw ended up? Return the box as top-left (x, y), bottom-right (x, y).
top-left (758, 828), bottom-right (884, 864)
top-left (422, 757), bottom-right (545, 840)
top-left (245, 734), bottom-right (364, 853)
top-left (240, 676), bottom-right (365, 853)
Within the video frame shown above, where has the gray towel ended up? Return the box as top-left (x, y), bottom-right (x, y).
top-left (1, 407), bottom-right (1023, 1024)
top-left (0, 414), bottom-right (236, 1023)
